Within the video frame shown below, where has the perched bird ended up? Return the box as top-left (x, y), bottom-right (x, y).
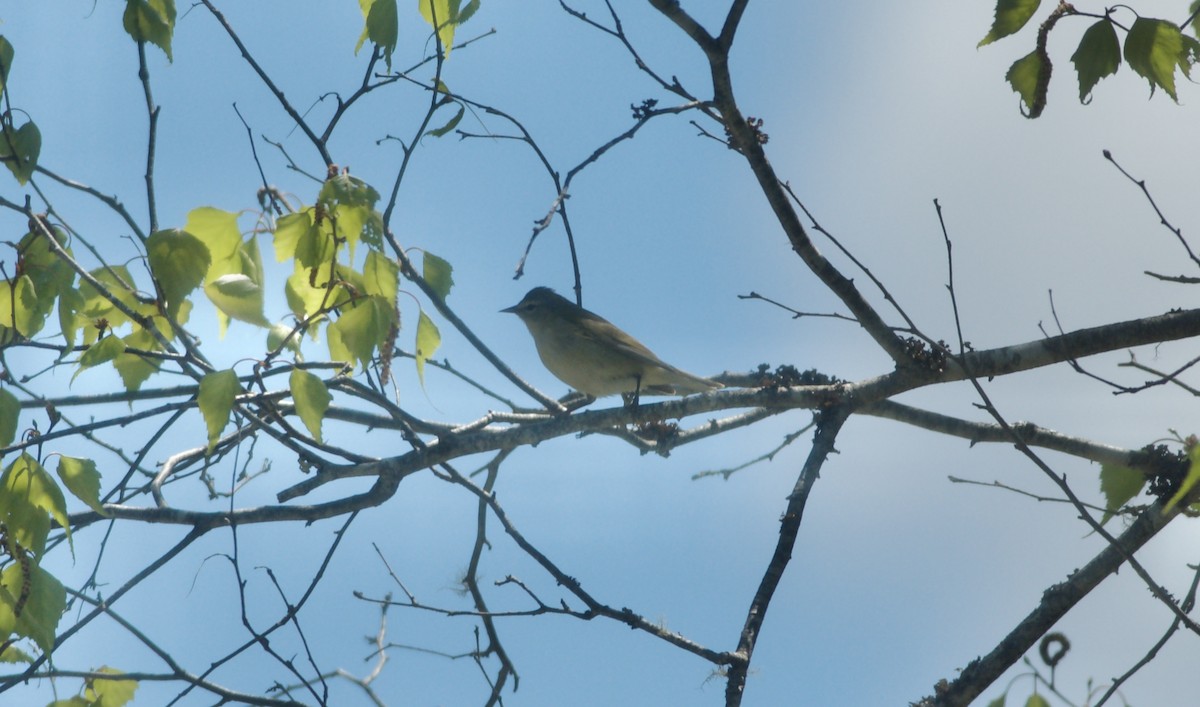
top-left (502, 287), bottom-right (722, 399)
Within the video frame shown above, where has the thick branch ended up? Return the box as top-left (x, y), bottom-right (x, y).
top-left (917, 500), bottom-right (1182, 707)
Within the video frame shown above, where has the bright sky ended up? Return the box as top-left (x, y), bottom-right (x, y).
top-left (3, 1), bottom-right (1200, 705)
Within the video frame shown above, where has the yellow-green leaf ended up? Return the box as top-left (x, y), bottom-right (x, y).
top-left (1124, 17), bottom-right (1186, 100)
top-left (0, 562), bottom-right (66, 656)
top-left (123, 0), bottom-right (176, 60)
top-left (206, 272), bottom-right (269, 329)
top-left (355, 0), bottom-right (398, 70)
top-left (364, 251), bottom-right (399, 301)
top-left (16, 227), bottom-right (75, 327)
top-left (327, 296), bottom-right (393, 371)
top-left (111, 316), bottom-right (172, 392)
top-left (0, 276), bottom-right (40, 338)
top-left (423, 252), bottom-right (454, 301)
top-left (0, 119), bottom-right (41, 185)
top-left (185, 207), bottom-right (241, 274)
top-left (290, 369), bottom-right (331, 443)
top-left (0, 453), bottom-right (68, 553)
top-left (268, 322), bottom-right (304, 358)
top-left (0, 37), bottom-right (14, 95)
top-left (84, 666), bottom-right (139, 707)
top-left (427, 104), bottom-right (464, 138)
top-left (419, 0), bottom-right (460, 54)
top-left (0, 388), bottom-right (17, 447)
top-left (146, 229), bottom-right (210, 317)
top-left (273, 210), bottom-right (314, 262)
top-left (1099, 462), bottom-right (1144, 525)
top-left (58, 287), bottom-right (85, 351)
top-left (415, 309), bottom-right (441, 386)
top-left (78, 264), bottom-right (143, 335)
top-left (1006, 50), bottom-right (1047, 118)
top-left (1071, 20), bottom-right (1120, 103)
top-left (56, 456), bottom-right (106, 516)
top-left (198, 369), bottom-right (241, 454)
top-left (73, 335), bottom-right (127, 383)
top-left (0, 643), bottom-right (32, 664)
top-left (978, 0), bottom-right (1041, 47)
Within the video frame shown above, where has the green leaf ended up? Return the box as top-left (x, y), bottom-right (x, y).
top-left (146, 229), bottom-right (210, 317)
top-left (0, 643), bottom-right (33, 663)
top-left (290, 369), bottom-right (331, 443)
top-left (1099, 462), bottom-right (1144, 525)
top-left (363, 251), bottom-right (399, 301)
top-left (273, 211), bottom-right (315, 262)
top-left (0, 388), bottom-right (17, 448)
top-left (1124, 17), bottom-right (1186, 100)
top-left (1165, 444), bottom-right (1200, 512)
top-left (419, 0), bottom-right (462, 55)
top-left (319, 173), bottom-right (380, 209)
top-left (1192, 1), bottom-right (1200, 38)
top-left (0, 276), bottom-right (40, 338)
top-left (415, 309), bottom-right (441, 386)
top-left (295, 215), bottom-right (338, 269)
top-left (0, 453), bottom-right (68, 554)
top-left (0, 119), bottom-right (41, 185)
top-left (72, 335), bottom-right (127, 383)
top-left (187, 207), bottom-right (270, 331)
top-left (355, 0), bottom-right (398, 70)
top-left (986, 695), bottom-right (1006, 707)
top-left (978, 0), bottom-right (1041, 47)
top-left (1024, 693), bottom-right (1051, 707)
top-left (113, 318), bottom-right (171, 392)
top-left (206, 272), bottom-right (269, 329)
top-left (85, 666), bottom-right (139, 707)
top-left (56, 456), bottom-right (106, 516)
top-left (1006, 50), bottom-right (1047, 118)
top-left (198, 369), bottom-right (241, 454)
top-left (185, 206), bottom-right (242, 269)
top-left (0, 562), bottom-right (66, 656)
top-left (423, 252), bottom-right (454, 300)
top-left (268, 322), bottom-right (304, 358)
top-left (0, 36), bottom-right (14, 95)
top-left (77, 265), bottom-right (142, 335)
top-left (58, 287), bottom-right (85, 351)
top-left (16, 226), bottom-right (75, 329)
top-left (123, 0), bottom-right (176, 60)
top-left (327, 296), bottom-right (394, 371)
top-left (427, 104), bottom-right (464, 138)
top-left (1071, 20), bottom-right (1120, 103)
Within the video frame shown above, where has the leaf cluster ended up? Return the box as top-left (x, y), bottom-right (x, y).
top-left (979, 0), bottom-right (1200, 117)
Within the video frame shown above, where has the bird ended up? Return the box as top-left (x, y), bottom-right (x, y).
top-left (502, 286), bottom-right (722, 400)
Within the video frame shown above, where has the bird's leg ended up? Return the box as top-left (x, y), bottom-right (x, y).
top-left (622, 374), bottom-right (643, 410)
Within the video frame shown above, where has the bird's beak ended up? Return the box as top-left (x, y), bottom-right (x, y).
top-left (500, 303), bottom-right (519, 314)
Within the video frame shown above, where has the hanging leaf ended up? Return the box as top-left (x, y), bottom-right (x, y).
top-left (978, 0), bottom-right (1042, 47)
top-left (0, 119), bottom-right (41, 185)
top-left (0, 389), bottom-right (18, 447)
top-left (1070, 19), bottom-right (1120, 103)
top-left (423, 252), bottom-right (454, 300)
top-left (1098, 462), bottom-right (1143, 525)
top-left (355, 0), bottom-right (398, 71)
top-left (1005, 50), bottom-right (1047, 117)
top-left (123, 0), bottom-right (176, 60)
top-left (415, 309), bottom-right (441, 387)
top-left (55, 456), bottom-right (106, 516)
top-left (146, 229), bottom-right (210, 317)
top-left (290, 369), bottom-right (331, 443)
top-left (198, 369), bottom-right (241, 454)
top-left (1124, 17), bottom-right (1186, 100)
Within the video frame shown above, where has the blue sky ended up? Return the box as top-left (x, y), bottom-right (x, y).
top-left (3, 1), bottom-right (1200, 705)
